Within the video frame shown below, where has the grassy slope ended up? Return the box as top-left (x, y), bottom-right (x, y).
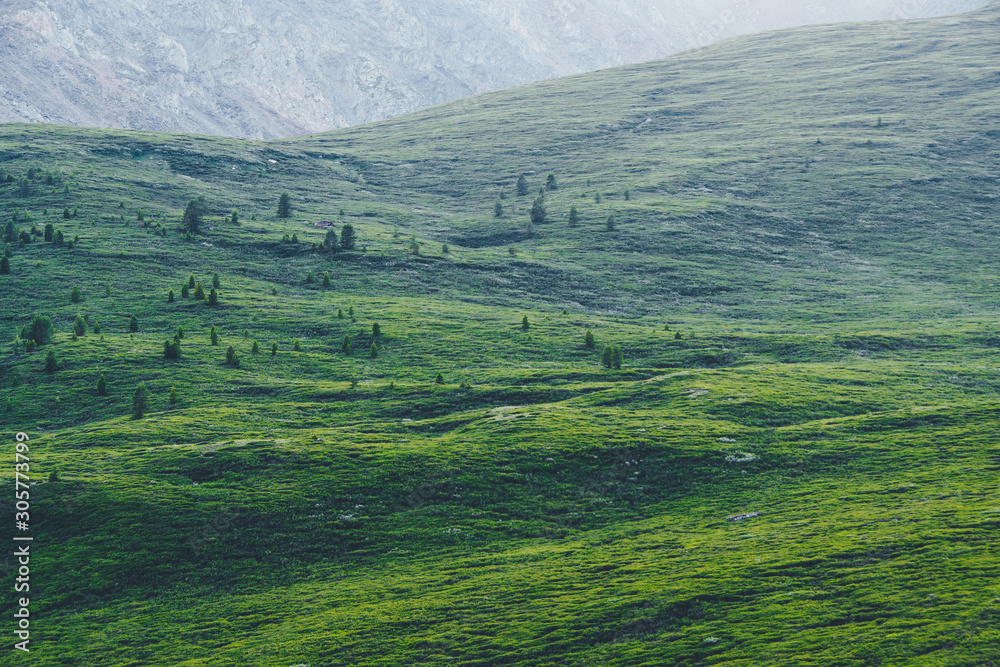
top-left (1, 5), bottom-right (1000, 666)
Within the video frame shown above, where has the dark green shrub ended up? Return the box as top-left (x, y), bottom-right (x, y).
top-left (44, 349), bottom-right (57, 372)
top-left (181, 284), bottom-right (190, 299)
top-left (73, 315), bottom-right (86, 336)
top-left (435, 373), bottom-right (445, 385)
top-left (208, 288), bottom-right (218, 306)
top-left (212, 273), bottom-right (220, 289)
top-left (27, 314), bottom-right (52, 345)
top-left (584, 330), bottom-right (595, 349)
top-left (164, 339), bottom-right (181, 359)
top-left (370, 343), bottom-right (378, 358)
top-left (97, 374), bottom-right (107, 396)
top-left (70, 285), bottom-right (82, 303)
top-left (277, 192), bottom-right (291, 218)
top-left (340, 224), bottom-right (355, 250)
top-left (522, 315), bottom-right (530, 330)
top-left (342, 335), bottom-right (351, 354)
top-left (168, 289), bottom-right (175, 302)
top-left (129, 315), bottom-right (139, 333)
top-left (193, 283), bottom-right (205, 300)
top-left (372, 322), bottom-right (381, 338)
top-left (210, 326), bottom-right (219, 346)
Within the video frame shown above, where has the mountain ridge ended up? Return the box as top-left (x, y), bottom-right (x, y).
top-left (0, 0), bottom-right (992, 139)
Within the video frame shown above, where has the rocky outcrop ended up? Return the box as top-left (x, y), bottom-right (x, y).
top-left (0, 0), bottom-right (991, 138)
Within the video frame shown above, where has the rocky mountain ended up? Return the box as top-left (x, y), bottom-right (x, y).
top-left (0, 0), bottom-right (992, 138)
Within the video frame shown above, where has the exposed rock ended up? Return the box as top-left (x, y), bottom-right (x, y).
top-left (0, 0), bottom-right (990, 138)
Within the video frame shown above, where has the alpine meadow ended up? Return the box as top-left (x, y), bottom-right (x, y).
top-left (2, 5), bottom-right (1000, 666)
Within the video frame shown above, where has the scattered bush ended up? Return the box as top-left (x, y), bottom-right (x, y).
top-left (73, 315), bottom-right (87, 336)
top-left (168, 288), bottom-right (175, 302)
top-left (342, 334), bottom-right (352, 354)
top-left (211, 326), bottom-right (219, 346)
top-left (208, 288), bottom-right (218, 306)
top-left (277, 192), bottom-right (292, 218)
top-left (129, 315), bottom-right (139, 333)
top-left (44, 349), bottom-right (58, 373)
top-left (96, 374), bottom-right (107, 396)
top-left (70, 285), bottom-right (82, 303)
top-left (435, 373), bottom-right (445, 385)
top-left (584, 330), bottom-right (595, 349)
top-left (164, 338), bottom-right (181, 360)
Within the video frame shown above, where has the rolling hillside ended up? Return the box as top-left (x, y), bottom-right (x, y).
top-left (1, 4), bottom-right (1000, 665)
top-left (0, 0), bottom-right (991, 137)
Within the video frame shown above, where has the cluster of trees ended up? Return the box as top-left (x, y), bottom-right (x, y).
top-left (173, 273), bottom-right (220, 305)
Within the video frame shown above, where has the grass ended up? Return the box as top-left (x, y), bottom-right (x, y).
top-left (2, 4), bottom-right (1000, 665)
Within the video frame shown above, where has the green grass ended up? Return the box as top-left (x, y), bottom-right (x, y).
top-left (2, 4), bottom-right (1000, 665)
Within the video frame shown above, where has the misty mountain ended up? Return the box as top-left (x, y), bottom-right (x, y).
top-left (0, 0), bottom-right (991, 138)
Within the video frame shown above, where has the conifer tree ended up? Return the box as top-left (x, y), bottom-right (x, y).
top-left (131, 382), bottom-right (149, 419)
top-left (306, 271), bottom-right (314, 284)
top-left (435, 373), bottom-right (445, 385)
top-left (522, 315), bottom-right (530, 330)
top-left (370, 342), bottom-right (378, 358)
top-left (44, 349), bottom-right (57, 372)
top-left (210, 326), bottom-right (219, 346)
top-left (129, 315), bottom-right (139, 333)
top-left (181, 284), bottom-right (190, 299)
top-left (516, 174), bottom-right (529, 196)
top-left (208, 288), bottom-right (218, 306)
top-left (602, 345), bottom-right (613, 368)
top-left (44, 223), bottom-right (54, 241)
top-left (73, 315), bottom-right (87, 336)
top-left (372, 322), bottom-right (381, 338)
top-left (70, 285), bottom-right (82, 303)
top-left (342, 334), bottom-right (352, 354)
top-left (168, 386), bottom-right (178, 404)
top-left (271, 342), bottom-right (278, 356)
top-left (168, 289), bottom-right (175, 303)
top-left (0, 256), bottom-right (9, 275)
top-left (569, 206), bottom-right (580, 228)
top-left (194, 283), bottom-right (205, 300)
top-left (584, 329), bottom-right (595, 349)
top-left (340, 224), bottom-right (356, 250)
top-left (494, 200), bottom-right (504, 218)
top-left (251, 340), bottom-right (259, 355)
top-left (322, 271), bottom-right (331, 287)
top-left (96, 374), bottom-right (107, 396)
top-left (530, 196), bottom-right (546, 224)
top-left (277, 192), bottom-right (292, 218)
top-left (546, 173), bottom-right (557, 190)
top-left (212, 273), bottom-right (220, 289)
top-left (93, 321), bottom-right (101, 335)
top-left (188, 274), bottom-right (196, 289)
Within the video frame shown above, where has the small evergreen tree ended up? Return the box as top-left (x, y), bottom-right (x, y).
top-left (337, 308), bottom-right (344, 319)
top-left (208, 288), bottom-right (219, 306)
top-left (168, 386), bottom-right (178, 404)
top-left (181, 284), bottom-right (190, 298)
top-left (624, 189), bottom-right (631, 201)
top-left (602, 345), bottom-right (613, 368)
top-left (584, 329), bottom-right (595, 349)
top-left (131, 382), bottom-right (149, 419)
top-left (494, 200), bottom-right (503, 217)
top-left (370, 342), bottom-right (378, 358)
top-left (93, 321), bottom-right (101, 334)
top-left (225, 345), bottom-right (237, 366)
top-left (182, 196), bottom-right (207, 232)
top-left (546, 173), bottom-right (557, 190)
top-left (522, 315), bottom-right (530, 330)
top-left (63, 207), bottom-right (70, 220)
top-left (340, 224), bottom-right (356, 250)
top-left (348, 306), bottom-right (355, 318)
top-left (675, 332), bottom-right (682, 340)
top-left (372, 322), bottom-right (381, 338)
top-left (44, 349), bottom-right (58, 372)
top-left (164, 338), bottom-right (181, 359)
top-left (341, 334), bottom-right (352, 354)
top-left (188, 274), bottom-right (196, 289)
top-left (27, 314), bottom-right (52, 345)
top-left (323, 229), bottom-right (338, 253)
top-left (129, 315), bottom-right (139, 333)
top-left (595, 192), bottom-right (602, 203)
top-left (168, 288), bottom-right (175, 302)
top-left (293, 340), bottom-right (301, 352)
top-left (176, 326), bottom-right (184, 339)
top-left (70, 285), bottom-right (82, 303)
top-left (306, 270), bottom-right (314, 284)
top-left (2, 220), bottom-right (15, 242)
top-left (251, 340), bottom-right (259, 354)
top-left (277, 192), bottom-right (292, 218)
top-left (435, 373), bottom-right (445, 385)
top-left (212, 273), bottom-right (220, 288)
top-left (271, 342), bottom-right (278, 356)
top-left (530, 196), bottom-right (546, 224)
top-left (211, 326), bottom-right (219, 346)
top-left (231, 210), bottom-right (240, 225)
top-left (96, 374), bottom-right (107, 396)
top-left (54, 229), bottom-right (64, 245)
top-left (606, 215), bottom-right (615, 231)
top-left (611, 345), bottom-right (623, 370)
top-left (516, 174), bottom-right (529, 196)
top-left (73, 315), bottom-right (87, 336)
top-left (44, 223), bottom-right (54, 241)
top-left (0, 256), bottom-right (8, 275)
top-left (409, 235), bottom-right (420, 255)
top-left (322, 271), bottom-right (331, 287)
top-left (194, 283), bottom-right (205, 300)
top-left (569, 206), bottom-right (579, 228)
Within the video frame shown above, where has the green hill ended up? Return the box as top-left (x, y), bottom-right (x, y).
top-left (1, 5), bottom-right (1000, 665)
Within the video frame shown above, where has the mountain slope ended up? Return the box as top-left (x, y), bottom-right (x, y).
top-left (1, 5), bottom-right (1000, 666)
top-left (0, 0), bottom-right (992, 138)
